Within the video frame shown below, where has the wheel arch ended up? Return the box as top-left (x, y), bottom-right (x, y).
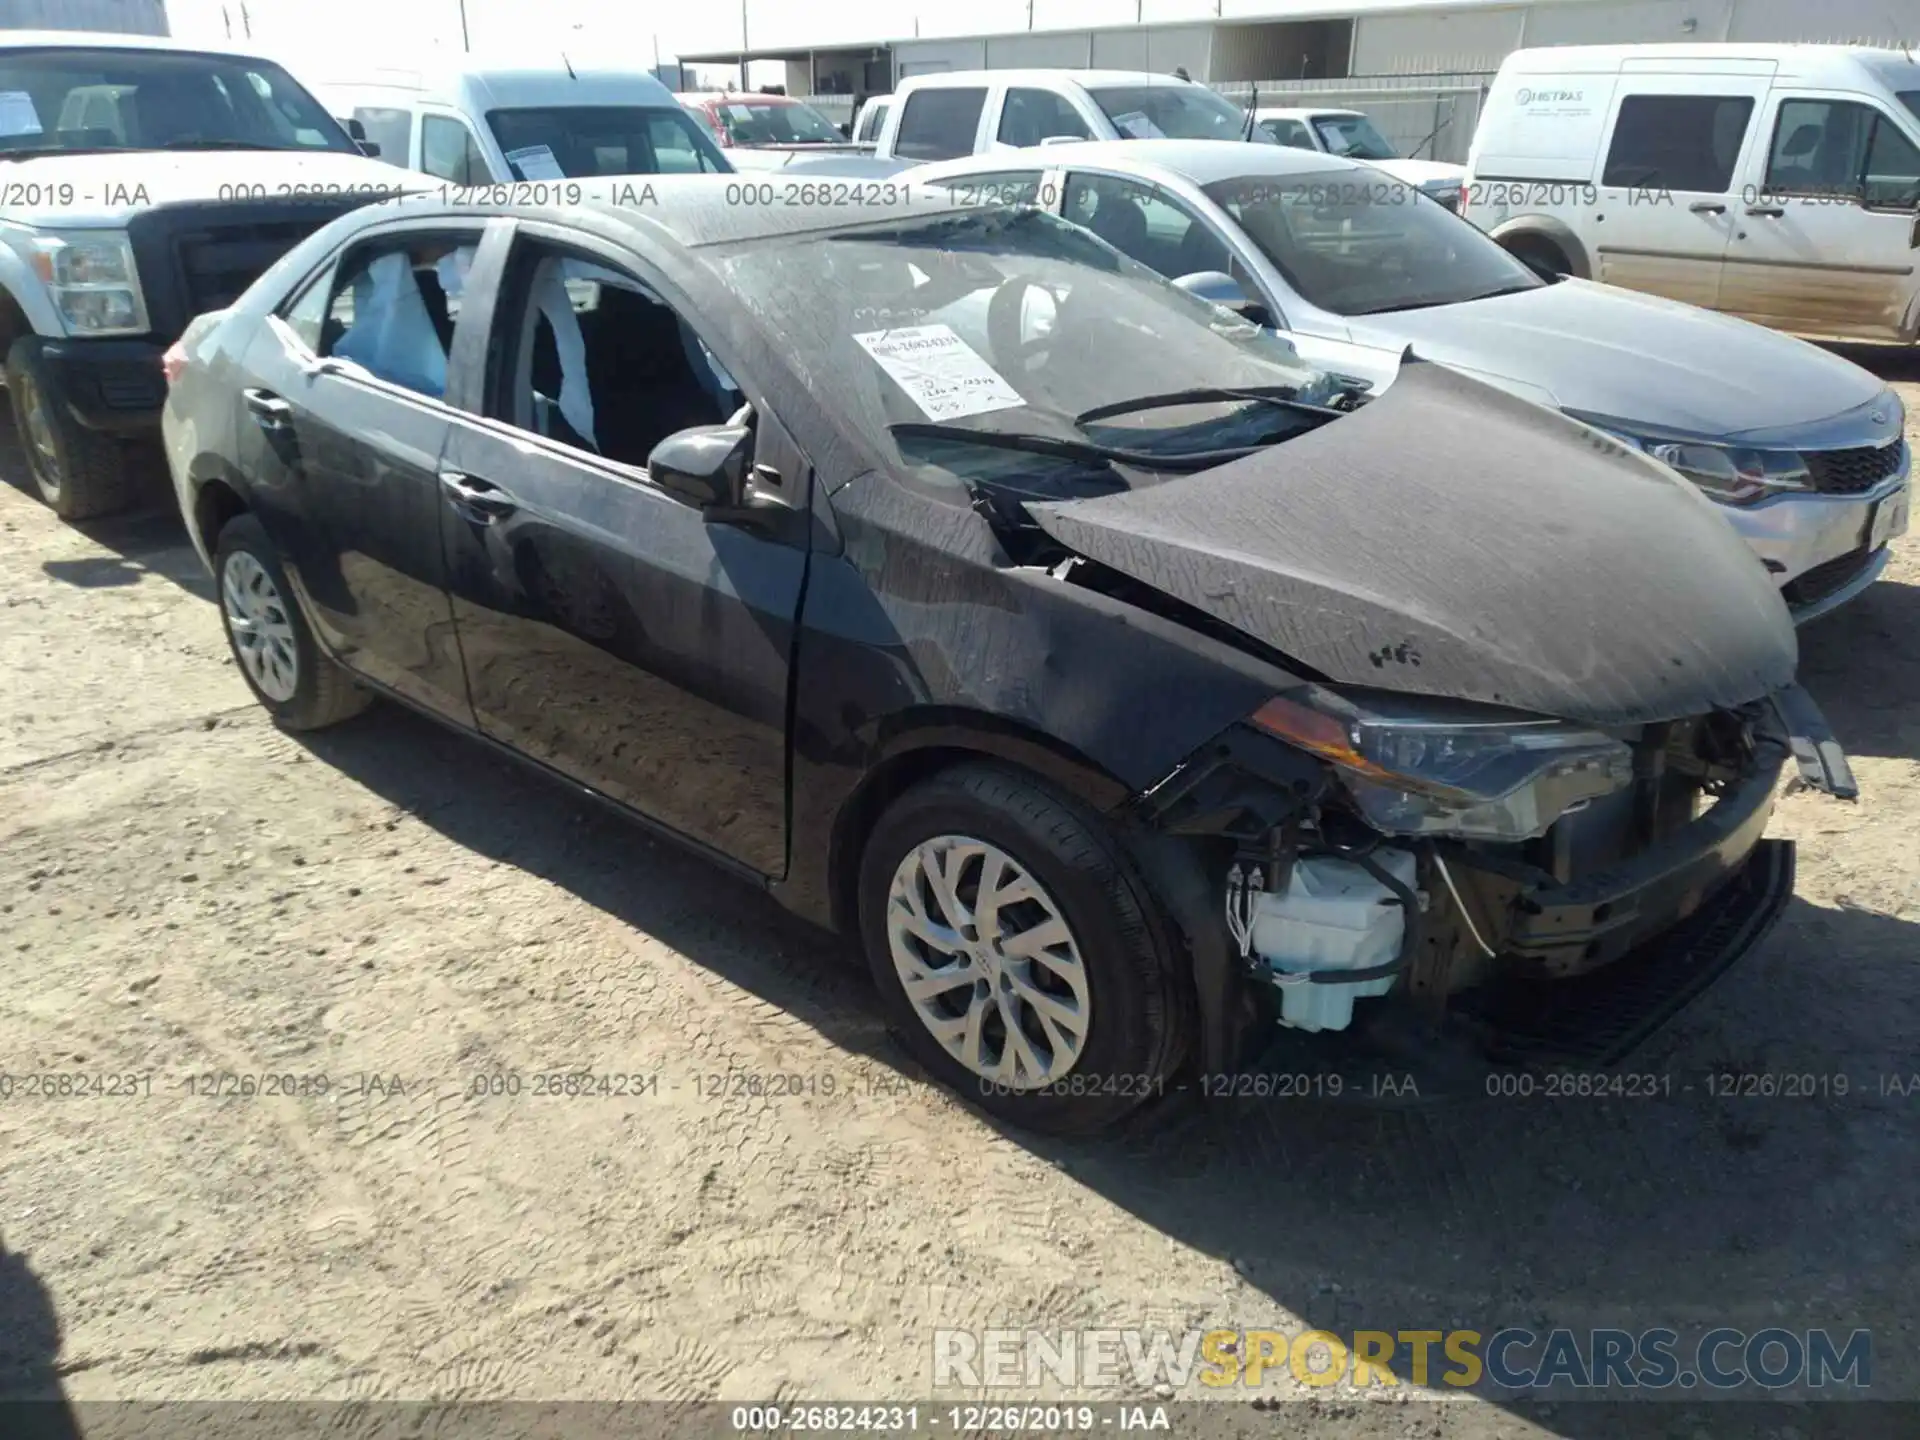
top-left (189, 465), bottom-right (252, 566)
top-left (823, 710), bottom-right (1134, 940)
top-left (0, 261), bottom-right (64, 345)
top-left (1487, 215), bottom-right (1593, 279)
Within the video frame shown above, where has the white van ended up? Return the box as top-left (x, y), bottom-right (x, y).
top-left (316, 61), bottom-right (730, 185)
top-left (1464, 44), bottom-right (1920, 342)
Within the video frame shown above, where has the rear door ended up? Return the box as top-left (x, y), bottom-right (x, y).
top-left (435, 223), bottom-right (811, 875)
top-left (1591, 74), bottom-right (1766, 308)
top-left (236, 221), bottom-right (488, 721)
top-left (1718, 90), bottom-right (1920, 340)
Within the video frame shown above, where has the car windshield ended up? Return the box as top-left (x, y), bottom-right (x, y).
top-left (1204, 173), bottom-right (1543, 316)
top-left (1087, 84), bottom-right (1249, 141)
top-left (1312, 113), bottom-right (1398, 160)
top-left (0, 46), bottom-right (356, 156)
top-left (711, 98), bottom-right (844, 145)
top-left (486, 106), bottom-right (728, 176)
top-left (713, 205), bottom-right (1336, 490)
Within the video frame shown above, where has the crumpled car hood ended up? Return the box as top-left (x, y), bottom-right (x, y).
top-left (1344, 278), bottom-right (1883, 440)
top-left (1027, 363), bottom-right (1799, 727)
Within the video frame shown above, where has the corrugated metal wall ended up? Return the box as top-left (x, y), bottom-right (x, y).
top-left (0, 0), bottom-right (167, 32)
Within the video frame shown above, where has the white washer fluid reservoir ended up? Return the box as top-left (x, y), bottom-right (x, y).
top-left (1251, 847), bottom-right (1420, 1032)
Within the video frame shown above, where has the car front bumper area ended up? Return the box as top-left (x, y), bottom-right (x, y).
top-left (1724, 448), bottom-right (1911, 625)
top-left (1260, 721), bottom-right (1802, 1102)
top-left (38, 337), bottom-right (169, 435)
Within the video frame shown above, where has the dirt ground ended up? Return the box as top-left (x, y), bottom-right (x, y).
top-left (1, 349), bottom-right (1918, 1440)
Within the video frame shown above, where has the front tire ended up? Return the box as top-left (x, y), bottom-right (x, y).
top-left (214, 513), bottom-right (370, 731)
top-left (857, 763), bottom-right (1190, 1135)
top-left (5, 335), bottom-right (136, 520)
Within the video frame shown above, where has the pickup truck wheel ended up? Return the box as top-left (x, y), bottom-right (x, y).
top-left (5, 336), bottom-right (135, 520)
top-left (215, 513), bottom-right (370, 731)
top-left (858, 763), bottom-right (1188, 1135)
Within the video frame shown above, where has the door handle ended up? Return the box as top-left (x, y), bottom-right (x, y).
top-left (439, 469), bottom-right (518, 520)
top-left (243, 388), bottom-right (292, 426)
top-left (1745, 204), bottom-right (1786, 218)
top-left (1689, 201), bottom-right (1728, 215)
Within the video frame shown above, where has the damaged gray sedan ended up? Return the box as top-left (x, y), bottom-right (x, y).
top-left (166, 185), bottom-right (1855, 1134)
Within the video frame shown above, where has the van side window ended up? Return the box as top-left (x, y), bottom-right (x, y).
top-left (352, 105), bottom-right (412, 164)
top-left (895, 88), bottom-right (986, 161)
top-left (1767, 99), bottom-right (1920, 210)
top-left (998, 88), bottom-right (1091, 147)
top-left (421, 114), bottom-right (489, 184)
top-left (1602, 95), bottom-right (1754, 191)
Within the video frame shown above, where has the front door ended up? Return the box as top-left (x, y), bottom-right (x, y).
top-left (436, 228), bottom-right (809, 875)
top-left (1590, 79), bottom-right (1763, 309)
top-left (237, 226), bottom-right (484, 721)
top-left (1718, 92), bottom-right (1920, 341)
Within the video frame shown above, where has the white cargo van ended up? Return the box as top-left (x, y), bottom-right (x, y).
top-left (1464, 44), bottom-right (1920, 343)
top-left (316, 62), bottom-right (730, 185)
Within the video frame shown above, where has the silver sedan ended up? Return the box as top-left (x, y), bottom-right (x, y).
top-left (913, 140), bottom-right (1911, 624)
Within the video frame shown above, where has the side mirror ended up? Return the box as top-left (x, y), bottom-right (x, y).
top-left (1910, 209), bottom-right (1920, 250)
top-left (345, 117), bottom-right (367, 140)
top-left (648, 423), bottom-right (752, 511)
top-left (356, 140), bottom-right (382, 157)
top-left (1174, 270), bottom-right (1253, 312)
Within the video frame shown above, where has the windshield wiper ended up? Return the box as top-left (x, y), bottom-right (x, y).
top-left (0, 145), bottom-right (126, 160)
top-left (1074, 384), bottom-right (1345, 426)
top-left (890, 421), bottom-right (1269, 473)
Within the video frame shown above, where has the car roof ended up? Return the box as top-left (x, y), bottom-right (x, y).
top-left (0, 29), bottom-right (288, 63)
top-left (917, 138), bottom-right (1366, 186)
top-left (371, 175), bottom-right (990, 251)
top-left (1501, 42), bottom-right (1920, 88)
top-left (318, 61), bottom-right (679, 112)
top-left (678, 92), bottom-right (804, 106)
top-left (1254, 107), bottom-right (1359, 120)
top-left (900, 69), bottom-right (1194, 91)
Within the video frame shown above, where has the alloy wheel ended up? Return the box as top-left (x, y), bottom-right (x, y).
top-left (222, 550), bottom-right (299, 703)
top-left (15, 371), bottom-right (62, 501)
top-left (885, 835), bottom-right (1092, 1089)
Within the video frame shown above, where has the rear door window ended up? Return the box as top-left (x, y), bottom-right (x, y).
top-left (895, 88), bottom-right (986, 161)
top-left (1602, 93), bottom-right (1754, 191)
top-left (317, 236), bottom-right (479, 399)
top-left (1258, 116), bottom-right (1315, 149)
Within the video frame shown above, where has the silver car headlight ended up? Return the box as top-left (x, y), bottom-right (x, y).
top-left (31, 231), bottom-right (149, 337)
top-left (1250, 685), bottom-right (1633, 842)
top-left (1593, 426), bottom-right (1811, 506)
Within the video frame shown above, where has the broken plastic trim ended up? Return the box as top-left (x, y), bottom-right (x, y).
top-left (1771, 683), bottom-right (1858, 800)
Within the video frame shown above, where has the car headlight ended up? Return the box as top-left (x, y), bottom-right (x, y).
top-left (30, 232), bottom-right (149, 337)
top-left (1595, 427), bottom-right (1810, 506)
top-left (1250, 685), bottom-right (1633, 842)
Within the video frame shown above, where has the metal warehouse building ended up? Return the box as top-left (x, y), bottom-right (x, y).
top-left (0, 0), bottom-right (166, 31)
top-left (672, 0), bottom-right (1919, 161)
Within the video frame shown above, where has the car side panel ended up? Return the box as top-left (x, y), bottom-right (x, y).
top-left (771, 471), bottom-right (1301, 930)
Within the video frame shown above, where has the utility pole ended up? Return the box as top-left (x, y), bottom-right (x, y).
top-left (457, 0), bottom-right (471, 52)
top-left (741, 0), bottom-right (750, 88)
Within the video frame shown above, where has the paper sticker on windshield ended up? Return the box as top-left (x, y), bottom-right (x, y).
top-left (726, 104), bottom-right (756, 122)
top-left (855, 324), bottom-right (1024, 422)
top-left (0, 91), bottom-right (42, 136)
top-left (1112, 110), bottom-right (1164, 140)
top-left (504, 144), bottom-right (565, 180)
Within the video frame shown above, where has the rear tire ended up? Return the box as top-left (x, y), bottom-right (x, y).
top-left (857, 762), bottom-right (1190, 1135)
top-left (214, 513), bottom-right (370, 731)
top-left (5, 335), bottom-right (136, 520)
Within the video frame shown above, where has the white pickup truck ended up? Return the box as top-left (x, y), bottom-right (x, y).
top-left (0, 31), bottom-right (411, 520)
top-left (872, 69), bottom-right (1262, 164)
